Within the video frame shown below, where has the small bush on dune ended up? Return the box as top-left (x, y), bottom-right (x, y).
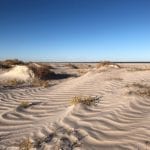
top-left (37, 63), bottom-right (54, 69)
top-left (0, 59), bottom-right (25, 69)
top-left (127, 83), bottom-right (150, 97)
top-left (28, 64), bottom-right (56, 80)
top-left (65, 63), bottom-right (78, 69)
top-left (19, 138), bottom-right (33, 150)
top-left (31, 79), bottom-right (49, 87)
top-left (77, 69), bottom-right (88, 75)
top-left (3, 59), bottom-right (25, 66)
top-left (6, 79), bottom-right (25, 86)
top-left (138, 89), bottom-right (150, 97)
top-left (0, 62), bottom-right (11, 69)
top-left (127, 67), bottom-right (150, 72)
top-left (19, 101), bottom-right (30, 109)
top-left (71, 96), bottom-right (100, 106)
top-left (96, 61), bottom-right (120, 69)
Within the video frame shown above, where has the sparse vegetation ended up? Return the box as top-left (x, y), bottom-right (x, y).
top-left (19, 101), bottom-right (30, 109)
top-left (37, 63), bottom-right (54, 69)
top-left (77, 69), bottom-right (88, 75)
top-left (127, 83), bottom-right (150, 97)
top-left (6, 79), bottom-right (25, 86)
top-left (126, 83), bottom-right (149, 88)
top-left (0, 59), bottom-right (26, 69)
top-left (19, 138), bottom-right (33, 150)
top-left (127, 68), bottom-right (150, 72)
top-left (96, 61), bottom-right (120, 69)
top-left (28, 64), bottom-right (56, 80)
top-left (3, 59), bottom-right (25, 66)
top-left (65, 63), bottom-right (78, 69)
top-left (71, 96), bottom-right (100, 106)
top-left (32, 126), bottom-right (87, 149)
top-left (0, 61), bottom-right (11, 69)
top-left (30, 79), bottom-right (49, 87)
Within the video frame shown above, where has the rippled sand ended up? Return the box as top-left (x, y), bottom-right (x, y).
top-left (0, 64), bottom-right (150, 149)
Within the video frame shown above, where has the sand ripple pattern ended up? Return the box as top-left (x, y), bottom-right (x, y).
top-left (0, 68), bottom-right (150, 149)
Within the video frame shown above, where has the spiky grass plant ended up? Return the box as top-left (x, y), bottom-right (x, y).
top-left (71, 96), bottom-right (99, 106)
top-left (65, 63), bottom-right (78, 69)
top-left (19, 138), bottom-right (33, 150)
top-left (127, 83), bottom-right (150, 97)
top-left (96, 61), bottom-right (120, 69)
top-left (7, 79), bottom-right (25, 86)
top-left (31, 79), bottom-right (49, 88)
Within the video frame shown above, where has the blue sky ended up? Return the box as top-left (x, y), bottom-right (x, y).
top-left (0, 0), bottom-right (150, 61)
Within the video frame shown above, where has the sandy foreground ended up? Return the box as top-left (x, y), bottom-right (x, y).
top-left (0, 63), bottom-right (150, 150)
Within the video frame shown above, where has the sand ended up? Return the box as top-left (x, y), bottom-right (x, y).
top-left (0, 63), bottom-right (150, 149)
top-left (0, 65), bottom-right (34, 81)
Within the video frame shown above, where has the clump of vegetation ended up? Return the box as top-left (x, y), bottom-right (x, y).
top-left (19, 101), bottom-right (30, 109)
top-left (127, 67), bottom-right (150, 72)
top-left (28, 64), bottom-right (56, 80)
top-left (37, 63), bottom-right (54, 69)
top-left (18, 126), bottom-right (87, 149)
top-left (0, 59), bottom-right (25, 69)
top-left (33, 126), bottom-right (86, 149)
top-left (77, 69), bottom-right (88, 75)
top-left (31, 79), bottom-right (49, 87)
top-left (71, 96), bottom-right (100, 106)
top-left (34, 133), bottom-right (55, 148)
top-left (4, 59), bottom-right (25, 66)
top-left (127, 83), bottom-right (150, 97)
top-left (96, 61), bottom-right (120, 69)
top-left (19, 138), bottom-right (33, 150)
top-left (136, 89), bottom-right (150, 97)
top-left (65, 63), bottom-right (78, 69)
top-left (126, 83), bottom-right (149, 88)
top-left (0, 61), bottom-right (11, 69)
top-left (6, 79), bottom-right (25, 86)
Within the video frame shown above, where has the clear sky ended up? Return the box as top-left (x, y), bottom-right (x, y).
top-left (0, 0), bottom-right (150, 61)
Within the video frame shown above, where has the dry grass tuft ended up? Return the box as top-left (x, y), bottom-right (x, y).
top-left (71, 96), bottom-right (100, 106)
top-left (30, 79), bottom-right (49, 87)
top-left (28, 64), bottom-right (56, 80)
top-left (127, 83), bottom-right (150, 97)
top-left (127, 68), bottom-right (150, 72)
top-left (0, 59), bottom-right (25, 69)
top-left (4, 59), bottom-right (25, 66)
top-left (6, 79), bottom-right (25, 86)
top-left (96, 61), bottom-right (120, 69)
top-left (138, 89), bottom-right (150, 97)
top-left (77, 69), bottom-right (88, 75)
top-left (19, 101), bottom-right (30, 109)
top-left (19, 138), bottom-right (33, 150)
top-left (0, 62), bottom-right (11, 69)
top-left (65, 63), bottom-right (78, 69)
top-left (34, 63), bottom-right (54, 69)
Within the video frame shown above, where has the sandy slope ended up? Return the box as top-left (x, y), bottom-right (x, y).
top-left (0, 65), bottom-right (34, 81)
top-left (0, 64), bottom-right (150, 149)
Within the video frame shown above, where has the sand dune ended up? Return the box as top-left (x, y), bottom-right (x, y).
top-left (0, 64), bottom-right (150, 149)
top-left (0, 65), bottom-right (34, 81)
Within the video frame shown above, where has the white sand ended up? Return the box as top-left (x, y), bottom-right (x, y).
top-left (0, 65), bottom-right (34, 81)
top-left (0, 63), bottom-right (150, 149)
